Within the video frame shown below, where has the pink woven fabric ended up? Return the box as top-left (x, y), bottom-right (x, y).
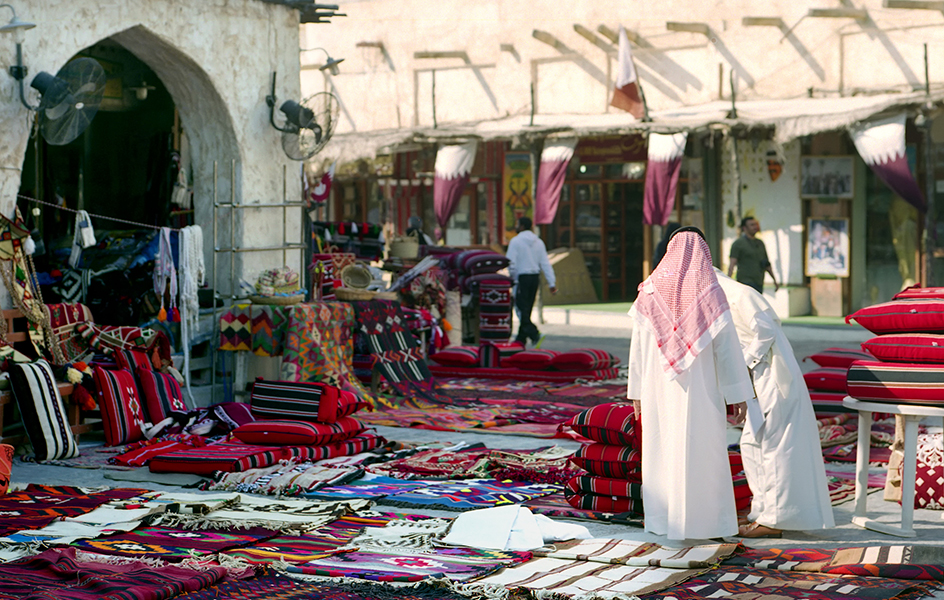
top-left (634, 232), bottom-right (730, 377)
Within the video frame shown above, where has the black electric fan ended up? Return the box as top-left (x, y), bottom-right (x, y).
top-left (30, 57), bottom-right (106, 146)
top-left (279, 92), bottom-right (340, 161)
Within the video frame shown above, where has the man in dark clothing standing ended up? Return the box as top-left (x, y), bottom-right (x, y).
top-left (506, 217), bottom-right (557, 346)
top-left (728, 216), bottom-right (779, 294)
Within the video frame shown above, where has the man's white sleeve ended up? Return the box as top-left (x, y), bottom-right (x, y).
top-left (506, 238), bottom-right (519, 281)
top-left (744, 312), bottom-right (777, 369)
top-left (538, 241), bottom-right (556, 288)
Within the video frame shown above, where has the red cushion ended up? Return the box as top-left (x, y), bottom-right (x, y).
top-left (804, 347), bottom-right (875, 369)
top-left (563, 403), bottom-right (638, 446)
top-left (550, 349), bottom-right (621, 372)
top-left (846, 360), bottom-right (944, 406)
top-left (250, 380), bottom-right (364, 423)
top-left (565, 474), bottom-right (642, 498)
top-left (479, 341), bottom-right (525, 368)
top-left (136, 367), bottom-right (187, 424)
top-left (563, 489), bottom-right (642, 515)
top-left (809, 390), bottom-right (856, 413)
top-left (93, 367), bottom-right (146, 446)
top-left (861, 334), bottom-right (944, 364)
top-left (894, 285), bottom-right (944, 300)
top-left (456, 249), bottom-right (510, 274)
top-left (336, 390), bottom-right (368, 419)
top-left (114, 349), bottom-right (152, 372)
top-left (569, 443), bottom-right (641, 479)
top-left (501, 349), bottom-right (560, 370)
top-left (846, 299), bottom-right (944, 335)
top-left (233, 416), bottom-right (365, 446)
top-left (430, 346), bottom-right (479, 367)
top-left (803, 367), bottom-right (848, 393)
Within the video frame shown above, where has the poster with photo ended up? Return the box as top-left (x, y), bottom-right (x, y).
top-left (806, 217), bottom-right (850, 277)
top-left (800, 156), bottom-right (854, 199)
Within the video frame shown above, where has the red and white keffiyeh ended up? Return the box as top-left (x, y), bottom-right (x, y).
top-left (634, 232), bottom-right (731, 378)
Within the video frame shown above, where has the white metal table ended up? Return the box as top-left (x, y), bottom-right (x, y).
top-left (842, 396), bottom-right (944, 538)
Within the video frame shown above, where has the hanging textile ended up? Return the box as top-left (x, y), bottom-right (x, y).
top-left (534, 138), bottom-right (577, 225)
top-left (178, 225), bottom-right (205, 406)
top-left (433, 141), bottom-right (477, 228)
top-left (153, 227), bottom-right (178, 322)
top-left (643, 132), bottom-right (688, 226)
top-left (850, 113), bottom-right (925, 212)
top-left (67, 210), bottom-right (96, 269)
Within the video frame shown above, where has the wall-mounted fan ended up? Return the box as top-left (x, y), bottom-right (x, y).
top-left (30, 58), bottom-right (106, 146)
top-left (277, 92), bottom-right (340, 161)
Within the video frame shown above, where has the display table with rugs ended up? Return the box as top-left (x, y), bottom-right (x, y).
top-left (842, 396), bottom-right (944, 538)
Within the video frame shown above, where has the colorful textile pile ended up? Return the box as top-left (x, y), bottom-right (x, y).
top-left (522, 493), bottom-right (644, 525)
top-left (71, 524), bottom-right (280, 559)
top-left (375, 478), bottom-right (559, 511)
top-left (477, 277), bottom-right (513, 342)
top-left (351, 300), bottom-right (451, 406)
top-left (45, 303), bottom-right (94, 363)
top-left (203, 462), bottom-right (363, 496)
top-left (218, 303), bottom-right (291, 357)
top-left (0, 485), bottom-right (146, 537)
top-left (724, 544), bottom-right (944, 580)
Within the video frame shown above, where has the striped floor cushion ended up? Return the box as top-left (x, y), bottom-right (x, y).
top-left (9, 361), bottom-right (79, 461)
top-left (803, 367), bottom-right (848, 393)
top-left (148, 432), bottom-right (385, 475)
top-left (803, 347), bottom-right (875, 369)
top-left (846, 360), bottom-right (944, 405)
top-left (809, 391), bottom-right (856, 413)
top-left (564, 488), bottom-right (643, 515)
top-left (250, 380), bottom-right (362, 423)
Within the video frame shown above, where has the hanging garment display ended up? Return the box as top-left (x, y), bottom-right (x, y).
top-left (68, 210), bottom-right (97, 269)
top-left (153, 227), bottom-right (178, 322)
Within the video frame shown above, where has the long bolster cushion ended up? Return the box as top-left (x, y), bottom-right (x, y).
top-left (250, 379), bottom-right (365, 423)
top-left (861, 333), bottom-right (944, 364)
top-left (846, 360), bottom-right (944, 405)
top-left (562, 403), bottom-right (638, 446)
top-left (846, 299), bottom-right (944, 335)
top-left (803, 347), bottom-right (875, 369)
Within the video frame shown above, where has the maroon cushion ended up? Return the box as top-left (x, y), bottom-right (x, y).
top-left (564, 487), bottom-right (643, 515)
top-left (250, 379), bottom-right (359, 423)
top-left (114, 349), bottom-right (153, 372)
top-left (501, 349), bottom-right (560, 370)
top-left (233, 416), bottom-right (365, 446)
top-left (136, 367), bottom-right (187, 424)
top-left (563, 403), bottom-right (638, 446)
top-left (894, 285), bottom-right (944, 300)
top-left (456, 249), bottom-right (510, 274)
top-left (461, 273), bottom-right (513, 294)
top-left (569, 443), bottom-right (641, 479)
top-left (846, 360), bottom-right (944, 406)
top-left (846, 299), bottom-right (944, 335)
top-left (479, 341), bottom-right (525, 368)
top-left (93, 367), bottom-right (146, 446)
top-left (565, 474), bottom-right (642, 499)
top-left (861, 334), bottom-right (944, 364)
top-left (803, 367), bottom-right (848, 393)
top-left (337, 390), bottom-right (368, 419)
top-left (430, 346), bottom-right (479, 367)
top-left (803, 347), bottom-right (875, 369)
top-left (551, 349), bottom-right (621, 371)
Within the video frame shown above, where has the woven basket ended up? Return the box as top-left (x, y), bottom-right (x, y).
top-left (249, 293), bottom-right (305, 306)
top-left (340, 263), bottom-right (372, 289)
top-left (374, 291), bottom-right (399, 301)
top-left (334, 287), bottom-right (377, 301)
top-left (389, 234), bottom-right (420, 259)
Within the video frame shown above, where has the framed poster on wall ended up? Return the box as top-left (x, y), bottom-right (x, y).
top-left (800, 156), bottom-right (854, 199)
top-left (502, 152), bottom-right (532, 244)
top-left (806, 217), bottom-right (850, 278)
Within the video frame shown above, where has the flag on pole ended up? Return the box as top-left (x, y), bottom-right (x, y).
top-left (433, 141), bottom-right (477, 227)
top-left (534, 138), bottom-right (577, 225)
top-left (310, 162), bottom-right (336, 206)
top-left (610, 26), bottom-right (645, 119)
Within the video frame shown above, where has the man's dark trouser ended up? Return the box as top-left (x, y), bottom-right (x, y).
top-left (515, 273), bottom-right (541, 344)
top-left (742, 280), bottom-right (763, 294)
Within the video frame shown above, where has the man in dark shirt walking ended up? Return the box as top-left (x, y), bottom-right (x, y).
top-left (728, 216), bottom-right (779, 294)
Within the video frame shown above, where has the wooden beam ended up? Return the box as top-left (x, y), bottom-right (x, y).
top-left (574, 24), bottom-right (614, 52)
top-left (807, 8), bottom-right (868, 19)
top-left (413, 51), bottom-right (467, 60)
top-left (883, 0), bottom-right (944, 9)
top-left (742, 16), bottom-right (785, 27)
top-left (666, 21), bottom-right (711, 36)
top-left (532, 30), bottom-right (569, 53)
top-left (597, 24), bottom-right (619, 44)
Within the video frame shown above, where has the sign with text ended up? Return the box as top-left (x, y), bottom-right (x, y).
top-left (575, 135), bottom-right (647, 164)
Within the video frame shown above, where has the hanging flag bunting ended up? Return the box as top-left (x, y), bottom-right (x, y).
top-left (643, 132), bottom-right (688, 226)
top-left (309, 162), bottom-right (336, 206)
top-left (610, 26), bottom-right (645, 119)
top-left (850, 113), bottom-right (925, 212)
top-left (534, 138), bottom-right (577, 225)
top-left (433, 141), bottom-right (477, 227)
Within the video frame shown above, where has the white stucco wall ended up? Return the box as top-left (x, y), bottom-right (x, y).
top-left (0, 0), bottom-right (305, 299)
top-left (301, 0), bottom-right (944, 134)
top-left (720, 139), bottom-right (804, 287)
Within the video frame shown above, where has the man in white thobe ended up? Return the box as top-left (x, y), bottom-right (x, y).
top-left (628, 229), bottom-right (754, 541)
top-left (714, 269), bottom-right (835, 537)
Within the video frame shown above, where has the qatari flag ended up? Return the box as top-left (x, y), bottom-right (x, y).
top-left (610, 26), bottom-right (645, 119)
top-left (643, 132), bottom-right (688, 226)
top-left (434, 141), bottom-right (477, 227)
top-left (851, 114), bottom-right (925, 212)
top-left (534, 138), bottom-right (577, 225)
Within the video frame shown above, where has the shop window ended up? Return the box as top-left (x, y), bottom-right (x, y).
top-left (576, 164), bottom-right (602, 179)
top-left (445, 194), bottom-right (472, 246)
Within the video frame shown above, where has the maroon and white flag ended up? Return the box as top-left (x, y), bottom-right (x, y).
top-left (309, 161), bottom-right (336, 206)
top-left (434, 141), bottom-right (477, 227)
top-left (851, 114), bottom-right (925, 212)
top-left (534, 138), bottom-right (577, 225)
top-left (643, 132), bottom-right (688, 226)
top-left (610, 26), bottom-right (645, 119)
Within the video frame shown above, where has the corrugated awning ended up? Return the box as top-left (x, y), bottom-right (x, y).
top-left (315, 89), bottom-right (944, 168)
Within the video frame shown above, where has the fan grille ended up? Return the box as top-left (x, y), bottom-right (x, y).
top-left (281, 92), bottom-right (340, 161)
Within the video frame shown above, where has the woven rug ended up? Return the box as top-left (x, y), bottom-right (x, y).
top-left (280, 302), bottom-right (377, 404)
top-left (71, 524), bottom-right (280, 560)
top-left (376, 479), bottom-right (559, 511)
top-left (478, 279), bottom-right (513, 342)
top-left (0, 547), bottom-right (232, 600)
top-left (46, 303), bottom-right (94, 363)
top-left (0, 485), bottom-right (147, 537)
top-left (724, 545), bottom-right (944, 581)
top-left (534, 539), bottom-right (739, 568)
top-left (304, 481), bottom-right (428, 500)
top-left (202, 462), bottom-right (362, 496)
top-left (18, 444), bottom-right (136, 470)
top-left (646, 565), bottom-right (938, 600)
top-left (522, 493), bottom-right (643, 526)
top-left (351, 300), bottom-right (451, 407)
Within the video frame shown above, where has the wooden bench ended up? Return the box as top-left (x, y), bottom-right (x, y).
top-left (0, 309), bottom-right (91, 446)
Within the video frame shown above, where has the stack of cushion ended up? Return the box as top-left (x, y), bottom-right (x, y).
top-left (432, 346), bottom-right (620, 372)
top-left (802, 347), bottom-right (875, 414)
top-left (560, 403), bottom-right (643, 515)
top-left (233, 379), bottom-right (370, 446)
top-left (846, 288), bottom-right (944, 406)
top-left (451, 249), bottom-right (511, 294)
